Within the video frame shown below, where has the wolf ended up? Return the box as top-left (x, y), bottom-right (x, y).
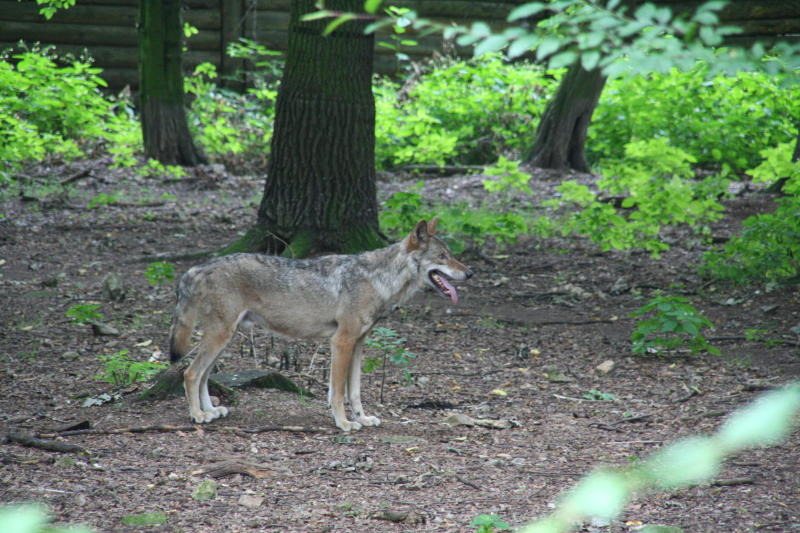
top-left (169, 218), bottom-right (473, 432)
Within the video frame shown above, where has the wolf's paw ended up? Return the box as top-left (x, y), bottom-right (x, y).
top-left (211, 406), bottom-right (229, 419)
top-left (336, 419), bottom-right (363, 432)
top-left (190, 411), bottom-right (214, 424)
top-left (357, 415), bottom-right (381, 427)
top-left (191, 407), bottom-right (228, 424)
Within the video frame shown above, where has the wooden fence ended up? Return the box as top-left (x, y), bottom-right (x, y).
top-left (1, 0), bottom-right (798, 91)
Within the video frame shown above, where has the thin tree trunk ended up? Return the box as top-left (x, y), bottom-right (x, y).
top-left (523, 64), bottom-right (606, 172)
top-left (138, 0), bottom-right (206, 166)
top-left (227, 0), bottom-right (384, 257)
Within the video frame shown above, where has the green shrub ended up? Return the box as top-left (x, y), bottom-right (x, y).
top-left (0, 45), bottom-right (140, 184)
top-left (630, 295), bottom-right (719, 355)
top-left (540, 138), bottom-right (727, 255)
top-left (374, 54), bottom-right (559, 169)
top-left (185, 40), bottom-right (280, 173)
top-left (590, 64), bottom-right (799, 173)
top-left (702, 143), bottom-right (800, 285)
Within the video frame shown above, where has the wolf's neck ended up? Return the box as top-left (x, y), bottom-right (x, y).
top-left (365, 242), bottom-right (421, 306)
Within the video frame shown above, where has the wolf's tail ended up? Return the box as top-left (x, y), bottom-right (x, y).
top-left (169, 277), bottom-right (196, 363)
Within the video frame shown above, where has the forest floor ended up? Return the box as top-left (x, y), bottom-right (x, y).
top-left (1, 159), bottom-right (798, 533)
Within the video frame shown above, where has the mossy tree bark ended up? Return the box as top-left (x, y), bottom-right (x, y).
top-left (226, 0), bottom-right (384, 257)
top-left (138, 0), bottom-right (207, 166)
top-left (523, 64), bottom-right (606, 172)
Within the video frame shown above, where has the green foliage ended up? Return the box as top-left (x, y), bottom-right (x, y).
top-left (364, 327), bottom-right (415, 383)
top-left (518, 383), bottom-right (800, 533)
top-left (121, 512), bottom-right (167, 527)
top-left (144, 261), bottom-right (176, 286)
top-left (374, 54), bottom-right (558, 168)
top-left (581, 389), bottom-right (616, 401)
top-left (87, 192), bottom-right (122, 209)
top-left (185, 40), bottom-right (280, 172)
top-left (136, 158), bottom-right (188, 180)
top-left (0, 45), bottom-right (140, 185)
top-left (540, 139), bottom-right (726, 255)
top-left (95, 349), bottom-right (167, 387)
top-left (590, 67), bottom-right (800, 172)
top-left (482, 156), bottom-right (532, 194)
top-left (379, 181), bottom-right (431, 234)
top-left (470, 514), bottom-right (512, 533)
top-left (630, 295), bottom-right (719, 355)
top-left (359, 0), bottom-right (800, 77)
top-left (703, 145), bottom-right (800, 285)
top-left (380, 190), bottom-right (532, 254)
top-left (0, 504), bottom-right (91, 533)
top-left (32, 0), bottom-right (77, 20)
top-left (66, 303), bottom-right (103, 324)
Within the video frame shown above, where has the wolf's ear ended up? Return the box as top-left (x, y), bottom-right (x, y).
top-left (427, 216), bottom-right (439, 235)
top-left (406, 219), bottom-right (430, 251)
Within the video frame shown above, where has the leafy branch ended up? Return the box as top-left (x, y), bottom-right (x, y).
top-left (308, 0), bottom-right (800, 77)
top-left (520, 383), bottom-right (800, 532)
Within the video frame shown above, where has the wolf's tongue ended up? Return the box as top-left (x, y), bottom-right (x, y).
top-left (440, 276), bottom-right (458, 304)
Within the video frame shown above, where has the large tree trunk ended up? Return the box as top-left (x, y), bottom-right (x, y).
top-left (224, 0), bottom-right (384, 257)
top-left (138, 0), bottom-right (206, 166)
top-left (223, 0), bottom-right (382, 257)
top-left (523, 64), bottom-right (606, 172)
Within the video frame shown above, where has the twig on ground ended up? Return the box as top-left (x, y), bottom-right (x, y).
top-left (59, 168), bottom-right (91, 185)
top-left (37, 423), bottom-right (329, 439)
top-left (5, 430), bottom-right (88, 454)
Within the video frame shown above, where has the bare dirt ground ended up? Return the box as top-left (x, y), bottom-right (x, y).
top-left (1, 160), bottom-right (798, 532)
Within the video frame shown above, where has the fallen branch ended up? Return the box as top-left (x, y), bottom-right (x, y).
top-left (38, 423), bottom-right (328, 439)
top-left (195, 459), bottom-right (278, 479)
top-left (400, 164), bottom-right (483, 176)
top-left (59, 168), bottom-right (91, 185)
top-left (5, 431), bottom-right (87, 454)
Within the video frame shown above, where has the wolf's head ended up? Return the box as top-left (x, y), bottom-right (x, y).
top-left (405, 218), bottom-right (474, 304)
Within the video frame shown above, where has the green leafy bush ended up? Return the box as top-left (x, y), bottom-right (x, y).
top-left (590, 65), bottom-right (800, 173)
top-left (540, 138), bottom-right (727, 255)
top-left (185, 40), bottom-right (280, 172)
top-left (374, 54), bottom-right (559, 169)
top-left (379, 186), bottom-right (533, 253)
top-left (0, 45), bottom-right (140, 184)
top-left (482, 156), bottom-right (532, 194)
top-left (630, 294), bottom-right (719, 355)
top-left (703, 143), bottom-right (800, 285)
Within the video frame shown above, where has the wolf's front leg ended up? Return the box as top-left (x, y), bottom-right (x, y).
top-left (199, 361), bottom-right (228, 421)
top-left (348, 338), bottom-right (380, 427)
top-left (329, 332), bottom-right (362, 432)
top-left (185, 337), bottom-right (230, 423)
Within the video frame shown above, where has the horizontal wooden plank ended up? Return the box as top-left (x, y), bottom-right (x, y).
top-left (0, 20), bottom-right (221, 49)
top-left (0, 1), bottom-right (136, 26)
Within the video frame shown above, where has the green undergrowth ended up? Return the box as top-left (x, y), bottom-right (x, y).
top-left (0, 45), bottom-right (139, 185)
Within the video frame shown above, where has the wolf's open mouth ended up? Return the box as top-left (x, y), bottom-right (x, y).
top-left (429, 270), bottom-right (458, 304)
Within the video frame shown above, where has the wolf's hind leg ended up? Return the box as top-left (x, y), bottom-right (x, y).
top-left (348, 337), bottom-right (380, 427)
